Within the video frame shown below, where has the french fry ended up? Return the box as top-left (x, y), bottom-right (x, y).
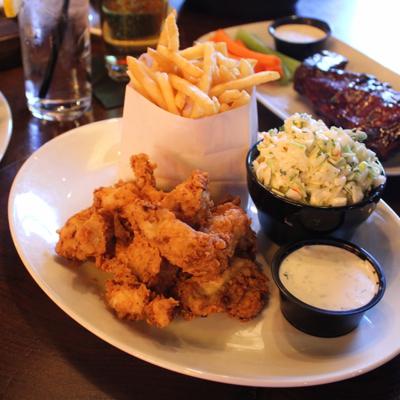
top-left (157, 17), bottom-right (169, 48)
top-left (175, 91), bottom-right (186, 110)
top-left (212, 96), bottom-right (220, 113)
top-left (158, 45), bottom-right (203, 78)
top-left (239, 58), bottom-right (254, 78)
top-left (147, 48), bottom-right (176, 73)
top-left (181, 69), bottom-right (199, 84)
top-left (169, 74), bottom-right (215, 115)
top-left (247, 58), bottom-right (257, 69)
top-left (210, 71), bottom-right (280, 97)
top-left (127, 71), bottom-right (150, 100)
top-left (211, 65), bottom-right (222, 85)
top-left (127, 11), bottom-right (280, 117)
top-left (190, 106), bottom-right (205, 119)
top-left (127, 56), bottom-right (167, 109)
top-left (179, 43), bottom-right (205, 59)
top-left (218, 65), bottom-right (237, 83)
top-left (219, 102), bottom-right (230, 113)
top-left (214, 41), bottom-right (228, 56)
top-left (165, 10), bottom-right (179, 51)
top-left (155, 72), bottom-right (180, 115)
top-left (182, 99), bottom-right (194, 118)
top-left (231, 67), bottom-right (241, 78)
top-left (138, 56), bottom-right (157, 81)
top-left (191, 42), bottom-right (215, 117)
top-left (218, 89), bottom-right (242, 104)
top-left (198, 42), bottom-right (215, 93)
top-left (216, 52), bottom-right (239, 69)
top-left (231, 90), bottom-right (251, 109)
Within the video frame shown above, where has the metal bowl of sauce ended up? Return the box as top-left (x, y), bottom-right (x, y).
top-left (271, 238), bottom-right (386, 337)
top-left (268, 16), bottom-right (331, 60)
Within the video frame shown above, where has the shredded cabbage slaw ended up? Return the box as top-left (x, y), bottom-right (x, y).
top-left (253, 113), bottom-right (386, 207)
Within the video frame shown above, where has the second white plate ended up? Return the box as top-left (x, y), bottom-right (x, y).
top-left (199, 21), bottom-right (400, 176)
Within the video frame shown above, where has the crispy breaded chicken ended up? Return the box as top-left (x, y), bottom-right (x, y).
top-left (160, 170), bottom-right (213, 228)
top-left (94, 154), bottom-right (214, 228)
top-left (131, 154), bottom-right (213, 227)
top-left (115, 231), bottom-right (162, 284)
top-left (222, 257), bottom-right (269, 321)
top-left (55, 153), bottom-right (270, 328)
top-left (175, 257), bottom-right (269, 321)
top-left (94, 181), bottom-right (139, 212)
top-left (55, 207), bottom-right (113, 264)
top-left (130, 153), bottom-right (164, 203)
top-left (105, 278), bottom-right (151, 320)
top-left (102, 258), bottom-right (179, 327)
top-left (144, 296), bottom-right (179, 328)
top-left (203, 201), bottom-right (256, 259)
top-left (122, 199), bottom-right (228, 278)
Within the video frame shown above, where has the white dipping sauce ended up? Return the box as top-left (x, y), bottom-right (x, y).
top-left (274, 24), bottom-right (327, 43)
top-left (279, 245), bottom-right (379, 311)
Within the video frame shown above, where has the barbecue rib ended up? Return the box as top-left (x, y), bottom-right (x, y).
top-left (294, 50), bottom-right (400, 159)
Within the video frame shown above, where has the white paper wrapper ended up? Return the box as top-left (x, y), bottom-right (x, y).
top-left (118, 85), bottom-right (258, 205)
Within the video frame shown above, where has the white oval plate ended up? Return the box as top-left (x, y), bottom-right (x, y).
top-left (0, 91), bottom-right (12, 162)
top-left (8, 119), bottom-right (400, 387)
top-left (199, 21), bottom-right (400, 176)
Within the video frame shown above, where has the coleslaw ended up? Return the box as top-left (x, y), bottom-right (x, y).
top-left (253, 113), bottom-right (386, 207)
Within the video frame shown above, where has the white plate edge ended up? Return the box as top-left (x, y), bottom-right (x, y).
top-left (0, 91), bottom-right (13, 162)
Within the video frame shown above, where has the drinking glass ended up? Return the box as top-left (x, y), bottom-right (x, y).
top-left (18, 0), bottom-right (92, 121)
top-left (101, 0), bottom-right (168, 81)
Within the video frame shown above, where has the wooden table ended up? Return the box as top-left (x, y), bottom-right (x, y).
top-left (1, 1), bottom-right (400, 398)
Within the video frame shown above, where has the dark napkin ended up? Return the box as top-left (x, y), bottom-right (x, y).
top-left (92, 55), bottom-right (127, 109)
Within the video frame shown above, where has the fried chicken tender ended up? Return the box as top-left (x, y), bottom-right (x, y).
top-left (222, 257), bottom-right (269, 321)
top-left (55, 153), bottom-right (270, 328)
top-left (160, 170), bottom-right (213, 228)
top-left (144, 296), bottom-right (179, 328)
top-left (203, 201), bottom-right (256, 259)
top-left (131, 154), bottom-right (213, 227)
top-left (105, 278), bottom-right (150, 320)
top-left (122, 200), bottom-right (228, 278)
top-left (174, 274), bottom-right (225, 319)
top-left (55, 207), bottom-right (113, 264)
top-left (148, 260), bottom-right (179, 295)
top-left (93, 154), bottom-right (213, 229)
top-left (115, 231), bottom-right (162, 284)
top-left (175, 257), bottom-right (269, 321)
top-left (124, 201), bottom-right (228, 276)
top-left (130, 153), bottom-right (164, 203)
top-left (102, 258), bottom-right (178, 326)
top-left (94, 181), bottom-right (139, 212)
top-left (106, 279), bottom-right (177, 327)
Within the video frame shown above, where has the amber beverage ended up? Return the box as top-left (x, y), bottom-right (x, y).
top-left (101, 0), bottom-right (168, 81)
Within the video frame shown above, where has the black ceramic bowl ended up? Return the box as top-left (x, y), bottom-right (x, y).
top-left (246, 141), bottom-right (386, 244)
top-left (268, 15), bottom-right (331, 60)
top-left (271, 238), bottom-right (386, 337)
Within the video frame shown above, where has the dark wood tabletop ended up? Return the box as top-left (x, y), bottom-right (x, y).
top-left (1, 1), bottom-right (400, 399)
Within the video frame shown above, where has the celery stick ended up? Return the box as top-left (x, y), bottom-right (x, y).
top-left (235, 29), bottom-right (300, 84)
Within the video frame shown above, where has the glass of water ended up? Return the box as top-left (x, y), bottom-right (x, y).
top-left (18, 0), bottom-right (92, 121)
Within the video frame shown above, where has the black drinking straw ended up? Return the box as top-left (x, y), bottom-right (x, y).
top-left (38, 0), bottom-right (70, 99)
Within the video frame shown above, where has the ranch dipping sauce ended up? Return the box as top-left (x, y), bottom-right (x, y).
top-left (274, 24), bottom-right (327, 43)
top-left (279, 245), bottom-right (380, 311)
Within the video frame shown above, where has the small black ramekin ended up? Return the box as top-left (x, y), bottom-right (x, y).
top-left (246, 141), bottom-right (386, 244)
top-left (271, 238), bottom-right (386, 337)
top-left (268, 15), bottom-right (331, 60)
